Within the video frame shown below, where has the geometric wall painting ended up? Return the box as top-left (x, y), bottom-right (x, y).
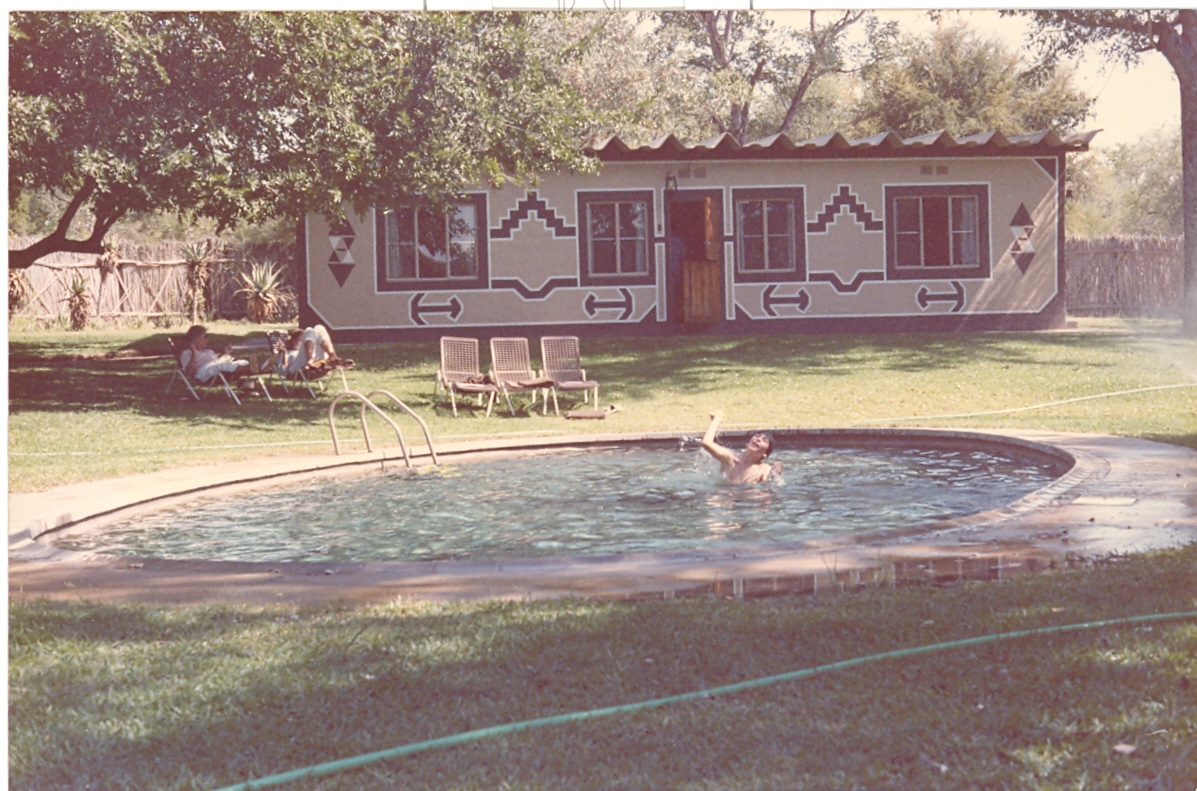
top-left (328, 218), bottom-right (356, 287)
top-left (1009, 203), bottom-right (1036, 274)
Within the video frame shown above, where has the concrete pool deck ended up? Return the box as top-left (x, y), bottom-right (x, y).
top-left (9, 429), bottom-right (1197, 607)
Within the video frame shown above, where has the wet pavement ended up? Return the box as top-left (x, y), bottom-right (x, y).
top-left (9, 429), bottom-right (1196, 607)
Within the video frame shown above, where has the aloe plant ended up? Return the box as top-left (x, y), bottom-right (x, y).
top-left (9, 269), bottom-right (32, 319)
top-left (181, 241), bottom-right (211, 323)
top-left (236, 260), bottom-right (284, 323)
top-left (64, 274), bottom-right (91, 330)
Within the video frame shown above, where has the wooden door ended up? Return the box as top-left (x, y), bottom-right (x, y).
top-left (683, 197), bottom-right (722, 324)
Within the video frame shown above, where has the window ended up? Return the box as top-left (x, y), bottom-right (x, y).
top-left (376, 194), bottom-right (488, 291)
top-left (732, 187), bottom-right (806, 283)
top-left (885, 185), bottom-right (989, 280)
top-left (577, 191), bottom-right (655, 287)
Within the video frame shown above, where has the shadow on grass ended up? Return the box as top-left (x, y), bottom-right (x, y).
top-left (10, 546), bottom-right (1197, 790)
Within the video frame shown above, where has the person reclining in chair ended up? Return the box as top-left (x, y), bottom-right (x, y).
top-left (181, 325), bottom-right (257, 382)
top-left (270, 325), bottom-right (353, 377)
top-left (701, 411), bottom-right (784, 485)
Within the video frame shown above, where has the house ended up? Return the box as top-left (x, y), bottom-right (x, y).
top-left (299, 129), bottom-right (1097, 340)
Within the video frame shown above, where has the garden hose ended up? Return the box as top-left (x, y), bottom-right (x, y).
top-left (212, 610), bottom-right (1197, 791)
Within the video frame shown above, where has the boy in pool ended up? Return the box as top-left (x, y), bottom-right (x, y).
top-left (701, 411), bottom-right (783, 485)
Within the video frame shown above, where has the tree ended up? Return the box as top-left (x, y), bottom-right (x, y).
top-left (853, 20), bottom-right (1092, 138)
top-left (652, 10), bottom-right (872, 145)
top-left (1011, 10), bottom-right (1197, 336)
top-left (9, 12), bottom-right (596, 268)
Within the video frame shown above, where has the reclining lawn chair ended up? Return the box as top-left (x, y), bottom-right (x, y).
top-left (436, 336), bottom-right (499, 416)
top-left (490, 337), bottom-right (555, 416)
top-left (540, 336), bottom-right (600, 416)
top-left (164, 335), bottom-right (271, 405)
top-left (267, 331), bottom-right (351, 398)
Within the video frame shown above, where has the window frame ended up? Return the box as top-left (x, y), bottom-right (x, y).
top-left (884, 184), bottom-right (990, 281)
top-left (375, 193), bottom-right (489, 292)
top-left (732, 187), bottom-right (806, 283)
top-left (576, 190), bottom-right (656, 287)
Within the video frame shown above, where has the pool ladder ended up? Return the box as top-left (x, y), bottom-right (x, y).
top-left (328, 390), bottom-right (439, 467)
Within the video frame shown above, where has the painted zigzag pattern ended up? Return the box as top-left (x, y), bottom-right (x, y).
top-left (807, 186), bottom-right (883, 234)
top-left (491, 191), bottom-right (577, 239)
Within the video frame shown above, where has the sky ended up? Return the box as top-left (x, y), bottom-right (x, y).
top-left (767, 8), bottom-right (1181, 151)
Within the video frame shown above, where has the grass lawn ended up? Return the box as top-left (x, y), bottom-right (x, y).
top-left (7, 317), bottom-right (1197, 789)
top-left (8, 317), bottom-right (1196, 492)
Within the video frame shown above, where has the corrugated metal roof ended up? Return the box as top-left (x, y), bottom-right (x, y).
top-left (585, 129), bottom-right (1099, 161)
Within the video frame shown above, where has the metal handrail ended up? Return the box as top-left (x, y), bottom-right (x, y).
top-left (327, 390), bottom-right (438, 467)
top-left (363, 390), bottom-right (439, 466)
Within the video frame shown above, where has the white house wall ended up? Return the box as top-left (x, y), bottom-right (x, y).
top-left (303, 155), bottom-right (1061, 333)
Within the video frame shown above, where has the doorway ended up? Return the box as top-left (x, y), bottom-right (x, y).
top-left (665, 193), bottom-right (723, 326)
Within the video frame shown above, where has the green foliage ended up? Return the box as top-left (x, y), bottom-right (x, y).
top-left (8, 269), bottom-right (32, 318)
top-left (236, 260), bottom-right (285, 323)
top-left (1067, 128), bottom-right (1184, 237)
top-left (8, 12), bottom-right (597, 267)
top-left (63, 274), bottom-right (91, 330)
top-left (650, 10), bottom-right (870, 144)
top-left (854, 20), bottom-right (1092, 138)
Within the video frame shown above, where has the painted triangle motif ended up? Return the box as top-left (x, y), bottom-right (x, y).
top-left (329, 219), bottom-right (355, 237)
top-left (1014, 253), bottom-right (1036, 274)
top-left (1009, 203), bottom-right (1034, 230)
top-left (328, 262), bottom-right (355, 287)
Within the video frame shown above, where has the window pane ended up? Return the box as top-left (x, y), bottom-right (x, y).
top-left (896, 234), bottom-right (922, 267)
top-left (591, 239), bottom-right (617, 274)
top-left (450, 242), bottom-right (476, 278)
top-left (619, 202), bottom-right (647, 240)
top-left (739, 201), bottom-right (764, 237)
top-left (416, 207), bottom-right (447, 278)
top-left (766, 200), bottom-right (791, 235)
top-left (589, 203), bottom-right (616, 241)
top-left (384, 210), bottom-right (416, 280)
top-left (952, 232), bottom-right (978, 267)
top-left (620, 239), bottom-right (647, 273)
top-left (767, 236), bottom-right (793, 270)
top-left (922, 197), bottom-right (950, 267)
top-left (449, 204), bottom-right (476, 242)
top-left (951, 196), bottom-right (977, 233)
top-left (895, 197), bottom-right (921, 233)
top-left (741, 237), bottom-right (765, 271)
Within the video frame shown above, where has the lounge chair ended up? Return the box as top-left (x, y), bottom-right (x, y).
top-left (436, 336), bottom-right (499, 416)
top-left (267, 331), bottom-right (351, 398)
top-left (489, 337), bottom-right (555, 415)
top-left (540, 336), bottom-right (600, 415)
top-left (165, 336), bottom-right (271, 405)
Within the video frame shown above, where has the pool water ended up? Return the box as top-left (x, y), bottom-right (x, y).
top-left (56, 445), bottom-right (1061, 563)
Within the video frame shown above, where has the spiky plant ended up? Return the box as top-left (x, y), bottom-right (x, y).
top-left (9, 269), bottom-right (32, 319)
top-left (95, 241), bottom-right (120, 314)
top-left (64, 274), bottom-right (91, 331)
top-left (181, 241), bottom-right (211, 323)
top-left (236, 260), bottom-right (284, 323)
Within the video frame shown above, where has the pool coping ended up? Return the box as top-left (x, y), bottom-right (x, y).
top-left (9, 428), bottom-right (1197, 606)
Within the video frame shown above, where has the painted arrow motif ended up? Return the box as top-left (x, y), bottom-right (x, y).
top-left (410, 293), bottom-right (462, 326)
top-left (584, 288), bottom-right (634, 320)
top-left (916, 281), bottom-right (966, 313)
top-left (762, 285), bottom-right (811, 317)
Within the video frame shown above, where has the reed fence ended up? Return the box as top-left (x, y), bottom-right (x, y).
top-left (1064, 235), bottom-right (1183, 317)
top-left (8, 238), bottom-right (298, 324)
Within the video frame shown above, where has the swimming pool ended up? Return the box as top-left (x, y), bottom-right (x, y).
top-left (55, 442), bottom-right (1063, 563)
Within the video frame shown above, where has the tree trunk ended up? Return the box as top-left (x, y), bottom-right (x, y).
top-left (1179, 63), bottom-right (1197, 336)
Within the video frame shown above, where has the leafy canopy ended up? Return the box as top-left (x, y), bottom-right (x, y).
top-left (8, 11), bottom-right (596, 267)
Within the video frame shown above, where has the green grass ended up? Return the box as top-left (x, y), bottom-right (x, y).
top-left (10, 548), bottom-right (1197, 790)
top-left (9, 317), bottom-right (1196, 492)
